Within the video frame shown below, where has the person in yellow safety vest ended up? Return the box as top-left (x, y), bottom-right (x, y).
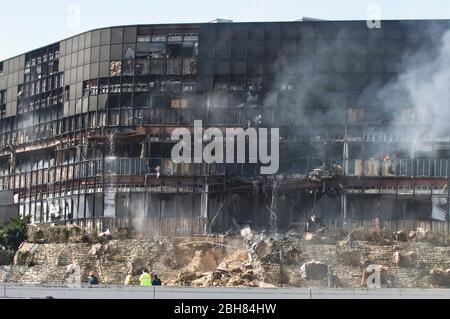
top-left (139, 268), bottom-right (152, 287)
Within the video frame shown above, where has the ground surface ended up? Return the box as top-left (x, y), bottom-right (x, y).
top-left (2, 225), bottom-right (450, 289)
top-left (3, 284), bottom-right (450, 299)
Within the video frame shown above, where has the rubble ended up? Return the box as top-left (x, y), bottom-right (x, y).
top-left (6, 222), bottom-right (450, 288)
top-left (399, 251), bottom-right (417, 267)
top-left (338, 249), bottom-right (362, 267)
top-left (308, 163), bottom-right (344, 182)
top-left (89, 243), bottom-right (109, 258)
top-left (430, 268), bottom-right (450, 287)
top-left (240, 226), bottom-right (254, 242)
top-left (253, 241), bottom-right (272, 259)
top-left (99, 229), bottom-right (112, 240)
top-left (14, 243), bottom-right (33, 266)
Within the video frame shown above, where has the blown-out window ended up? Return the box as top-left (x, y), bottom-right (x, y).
top-left (348, 107), bottom-right (365, 124)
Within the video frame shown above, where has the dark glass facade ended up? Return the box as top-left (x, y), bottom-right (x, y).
top-left (1, 20), bottom-right (450, 231)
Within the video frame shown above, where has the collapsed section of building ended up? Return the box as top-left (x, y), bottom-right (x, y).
top-left (1, 20), bottom-right (450, 234)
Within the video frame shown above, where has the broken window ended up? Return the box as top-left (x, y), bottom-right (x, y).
top-left (181, 42), bottom-right (196, 57)
top-left (183, 58), bottom-right (197, 75)
top-left (168, 34), bottom-right (183, 42)
top-left (110, 61), bottom-right (122, 76)
top-left (247, 78), bottom-right (262, 92)
top-left (99, 78), bottom-right (109, 94)
top-left (83, 80), bottom-right (98, 96)
top-left (230, 81), bottom-right (245, 92)
top-left (108, 93), bottom-right (120, 108)
top-left (0, 90), bottom-right (5, 118)
top-left (135, 59), bottom-right (149, 75)
top-left (348, 107), bottom-right (365, 124)
top-left (182, 82), bottom-right (197, 92)
top-left (137, 35), bottom-right (151, 42)
top-left (108, 110), bottom-right (120, 125)
top-left (150, 43), bottom-right (167, 59)
top-left (135, 80), bottom-right (149, 93)
top-left (123, 44), bottom-right (136, 60)
top-left (152, 95), bottom-right (171, 108)
top-left (109, 77), bottom-right (121, 94)
top-left (214, 81), bottom-right (229, 92)
top-left (122, 60), bottom-right (134, 76)
top-left (279, 79), bottom-right (296, 91)
top-left (167, 43), bottom-right (182, 58)
top-left (184, 33), bottom-right (199, 42)
top-left (167, 58), bottom-right (182, 75)
top-left (121, 93), bottom-right (133, 108)
top-left (164, 81), bottom-right (182, 92)
top-left (122, 79), bottom-right (133, 93)
top-left (152, 35), bottom-right (167, 42)
top-left (171, 99), bottom-right (188, 109)
top-left (134, 92), bottom-right (150, 107)
top-left (136, 42), bottom-right (152, 58)
top-left (151, 59), bottom-right (166, 75)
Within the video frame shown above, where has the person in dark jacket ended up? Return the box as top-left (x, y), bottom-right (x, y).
top-left (88, 272), bottom-right (99, 285)
top-left (152, 273), bottom-right (162, 286)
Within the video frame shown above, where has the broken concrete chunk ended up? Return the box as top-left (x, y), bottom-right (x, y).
top-left (98, 229), bottom-right (112, 240)
top-left (408, 231), bottom-right (417, 241)
top-left (416, 228), bottom-right (427, 240)
top-left (240, 226), bottom-right (254, 241)
top-left (89, 243), bottom-right (108, 258)
top-left (254, 241), bottom-right (272, 259)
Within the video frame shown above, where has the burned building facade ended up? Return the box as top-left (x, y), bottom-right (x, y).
top-left (1, 20), bottom-right (450, 233)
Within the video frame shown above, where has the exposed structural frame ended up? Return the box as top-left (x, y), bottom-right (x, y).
top-left (1, 20), bottom-right (450, 233)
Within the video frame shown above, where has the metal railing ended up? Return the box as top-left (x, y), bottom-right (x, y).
top-left (0, 158), bottom-right (226, 190)
top-left (346, 159), bottom-right (450, 178)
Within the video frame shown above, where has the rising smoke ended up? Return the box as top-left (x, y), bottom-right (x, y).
top-left (374, 28), bottom-right (450, 143)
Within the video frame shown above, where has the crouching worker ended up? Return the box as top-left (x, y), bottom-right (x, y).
top-left (139, 268), bottom-right (152, 287)
top-left (88, 272), bottom-right (99, 285)
top-left (152, 273), bottom-right (162, 286)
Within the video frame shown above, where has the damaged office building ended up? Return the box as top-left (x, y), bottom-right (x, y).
top-left (1, 20), bottom-right (450, 235)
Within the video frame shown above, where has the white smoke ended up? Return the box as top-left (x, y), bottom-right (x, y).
top-left (376, 29), bottom-right (450, 142)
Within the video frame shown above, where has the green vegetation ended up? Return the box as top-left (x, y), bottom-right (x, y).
top-left (0, 217), bottom-right (29, 265)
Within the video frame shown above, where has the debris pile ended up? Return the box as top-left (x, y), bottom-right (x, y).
top-left (430, 268), bottom-right (450, 287)
top-left (171, 248), bottom-right (263, 287)
top-left (27, 224), bottom-right (89, 244)
top-left (89, 243), bottom-right (109, 258)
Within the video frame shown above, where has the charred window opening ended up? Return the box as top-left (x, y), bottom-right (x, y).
top-left (151, 59), bottom-right (166, 75)
top-left (167, 58), bottom-right (182, 75)
top-left (150, 43), bottom-right (167, 59)
top-left (135, 59), bottom-right (149, 75)
top-left (0, 90), bottom-right (6, 118)
top-left (152, 95), bottom-right (171, 109)
top-left (348, 107), bottom-right (365, 124)
top-left (122, 60), bottom-right (134, 76)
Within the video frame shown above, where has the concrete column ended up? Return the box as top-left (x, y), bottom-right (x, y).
top-left (341, 192), bottom-right (347, 221)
